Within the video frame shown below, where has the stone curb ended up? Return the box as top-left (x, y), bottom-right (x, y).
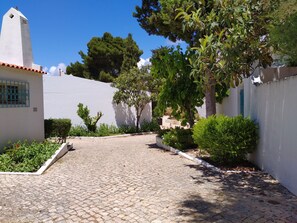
top-left (68, 132), bottom-right (156, 140)
top-left (156, 136), bottom-right (260, 174)
top-left (0, 143), bottom-right (70, 176)
top-left (156, 136), bottom-right (220, 173)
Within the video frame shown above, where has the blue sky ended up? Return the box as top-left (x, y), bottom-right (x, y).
top-left (0, 0), bottom-right (181, 74)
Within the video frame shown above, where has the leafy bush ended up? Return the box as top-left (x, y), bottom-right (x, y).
top-left (118, 125), bottom-right (137, 134)
top-left (140, 119), bottom-right (161, 132)
top-left (44, 119), bottom-right (72, 142)
top-left (193, 115), bottom-right (258, 165)
top-left (157, 129), bottom-right (171, 138)
top-left (162, 127), bottom-right (196, 150)
top-left (77, 103), bottom-right (103, 132)
top-left (0, 141), bottom-right (60, 172)
top-left (69, 124), bottom-right (120, 137)
top-left (97, 124), bottom-right (120, 136)
top-left (68, 125), bottom-right (89, 136)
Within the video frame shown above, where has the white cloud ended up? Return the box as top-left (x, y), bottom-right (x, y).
top-left (137, 58), bottom-right (151, 68)
top-left (42, 67), bottom-right (49, 73)
top-left (46, 63), bottom-right (67, 76)
top-left (166, 39), bottom-right (184, 46)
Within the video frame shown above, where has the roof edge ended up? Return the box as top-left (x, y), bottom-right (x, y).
top-left (0, 61), bottom-right (46, 74)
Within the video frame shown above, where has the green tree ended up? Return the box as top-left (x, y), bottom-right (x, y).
top-left (121, 33), bottom-right (143, 72)
top-left (112, 67), bottom-right (158, 132)
top-left (151, 46), bottom-right (204, 127)
top-left (77, 103), bottom-right (103, 132)
top-left (135, 0), bottom-right (274, 116)
top-left (66, 62), bottom-right (89, 79)
top-left (67, 32), bottom-right (142, 82)
top-left (134, 0), bottom-right (199, 46)
top-left (269, 0), bottom-right (297, 65)
top-left (177, 0), bottom-right (273, 116)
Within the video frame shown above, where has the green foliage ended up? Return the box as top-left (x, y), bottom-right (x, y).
top-left (135, 0), bottom-right (273, 116)
top-left (118, 125), bottom-right (138, 134)
top-left (98, 71), bottom-right (114, 82)
top-left (112, 67), bottom-right (159, 132)
top-left (151, 46), bottom-right (204, 127)
top-left (69, 124), bottom-right (120, 137)
top-left (162, 127), bottom-right (196, 151)
top-left (140, 119), bottom-right (161, 132)
top-left (157, 129), bottom-right (171, 138)
top-left (68, 126), bottom-right (88, 136)
top-left (177, 0), bottom-right (274, 116)
top-left (134, 0), bottom-right (198, 45)
top-left (77, 103), bottom-right (103, 132)
top-left (193, 115), bottom-right (258, 165)
top-left (66, 32), bottom-right (142, 82)
top-left (44, 119), bottom-right (72, 142)
top-left (66, 62), bottom-right (88, 78)
top-left (270, 0), bottom-right (297, 66)
top-left (121, 33), bottom-right (143, 72)
top-left (0, 141), bottom-right (60, 172)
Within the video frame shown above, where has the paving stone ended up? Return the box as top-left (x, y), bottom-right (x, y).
top-left (0, 135), bottom-right (296, 222)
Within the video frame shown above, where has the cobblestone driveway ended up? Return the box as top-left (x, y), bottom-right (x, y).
top-left (0, 135), bottom-right (296, 223)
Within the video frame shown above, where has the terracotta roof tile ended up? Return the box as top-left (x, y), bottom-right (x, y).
top-left (0, 61), bottom-right (46, 74)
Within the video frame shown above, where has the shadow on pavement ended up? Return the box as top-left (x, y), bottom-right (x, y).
top-left (178, 164), bottom-right (297, 222)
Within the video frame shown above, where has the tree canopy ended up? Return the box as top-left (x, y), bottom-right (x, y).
top-left (135, 0), bottom-right (274, 117)
top-left (151, 46), bottom-right (204, 127)
top-left (269, 0), bottom-right (297, 65)
top-left (66, 32), bottom-right (143, 82)
top-left (133, 0), bottom-right (199, 45)
top-left (177, 0), bottom-right (274, 115)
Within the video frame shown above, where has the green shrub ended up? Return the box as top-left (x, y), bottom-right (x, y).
top-left (140, 119), bottom-right (161, 132)
top-left (157, 129), bottom-right (171, 138)
top-left (97, 124), bottom-right (120, 136)
top-left (69, 124), bottom-right (121, 137)
top-left (118, 125), bottom-right (137, 134)
top-left (162, 127), bottom-right (196, 150)
top-left (77, 103), bottom-right (103, 132)
top-left (0, 141), bottom-right (60, 172)
top-left (68, 125), bottom-right (89, 136)
top-left (193, 115), bottom-right (258, 165)
top-left (44, 119), bottom-right (72, 142)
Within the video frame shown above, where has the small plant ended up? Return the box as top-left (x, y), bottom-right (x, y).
top-left (162, 127), bottom-right (196, 150)
top-left (77, 103), bottom-right (103, 132)
top-left (193, 115), bottom-right (258, 165)
top-left (140, 119), bottom-right (161, 132)
top-left (44, 119), bottom-right (71, 142)
top-left (0, 141), bottom-right (60, 172)
top-left (118, 125), bottom-right (137, 134)
top-left (68, 125), bottom-right (89, 136)
top-left (69, 124), bottom-right (121, 137)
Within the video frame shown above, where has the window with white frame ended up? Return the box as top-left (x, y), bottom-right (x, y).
top-left (0, 79), bottom-right (30, 107)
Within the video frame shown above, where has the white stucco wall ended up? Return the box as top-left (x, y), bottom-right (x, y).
top-left (220, 86), bottom-right (243, 117)
top-left (43, 75), bottom-right (152, 127)
top-left (197, 102), bottom-right (224, 118)
top-left (0, 67), bottom-right (44, 149)
top-left (245, 74), bottom-right (297, 195)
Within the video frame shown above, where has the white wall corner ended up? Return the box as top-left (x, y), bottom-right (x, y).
top-left (0, 7), bottom-right (33, 68)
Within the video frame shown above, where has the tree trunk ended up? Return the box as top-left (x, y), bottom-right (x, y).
top-left (186, 104), bottom-right (195, 128)
top-left (205, 72), bottom-right (216, 117)
top-left (136, 115), bottom-right (140, 132)
top-left (135, 106), bottom-right (143, 133)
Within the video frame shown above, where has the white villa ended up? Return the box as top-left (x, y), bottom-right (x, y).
top-left (0, 8), bottom-right (44, 149)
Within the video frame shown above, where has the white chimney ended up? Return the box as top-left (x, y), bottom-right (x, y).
top-left (0, 8), bottom-right (34, 68)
